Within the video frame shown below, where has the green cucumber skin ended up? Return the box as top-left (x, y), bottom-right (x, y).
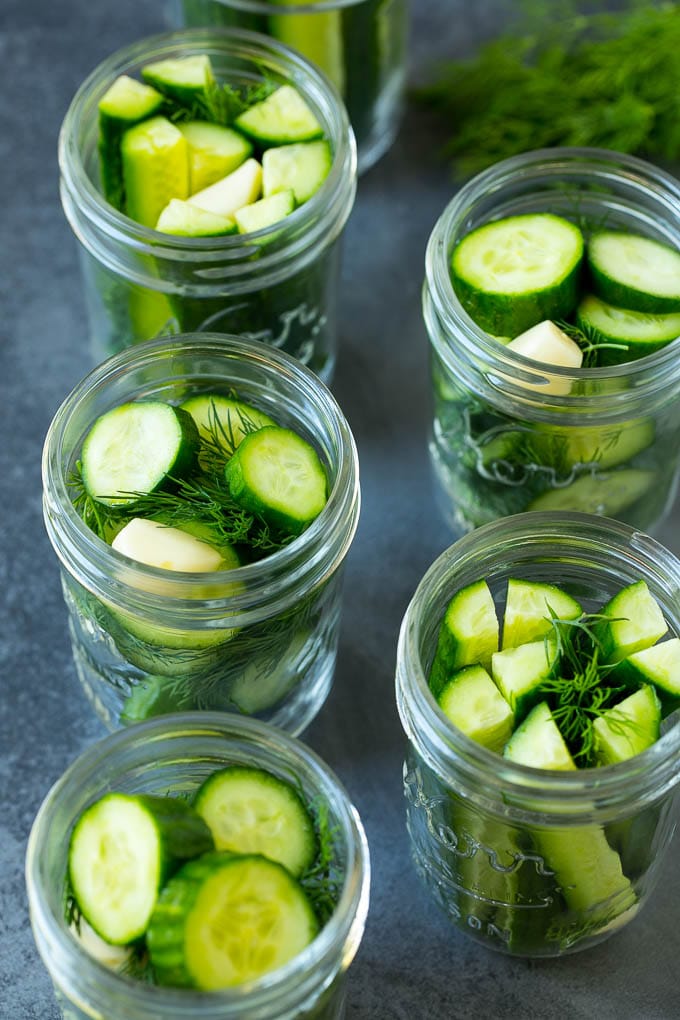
top-left (452, 269), bottom-right (580, 339)
top-left (589, 262), bottom-right (680, 316)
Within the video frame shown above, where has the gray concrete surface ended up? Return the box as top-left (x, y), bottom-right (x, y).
top-left (1, 2), bottom-right (679, 1017)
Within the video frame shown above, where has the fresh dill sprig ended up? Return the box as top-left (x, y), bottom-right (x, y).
top-left (167, 78), bottom-right (278, 127)
top-left (300, 796), bottom-right (342, 927)
top-left (557, 320), bottom-right (629, 368)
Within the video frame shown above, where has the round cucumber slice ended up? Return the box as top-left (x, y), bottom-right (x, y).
top-left (147, 853), bottom-right (318, 990)
top-left (527, 468), bottom-right (656, 516)
top-left (576, 294), bottom-right (680, 364)
top-left (179, 393), bottom-right (275, 458)
top-left (587, 231), bottom-right (680, 314)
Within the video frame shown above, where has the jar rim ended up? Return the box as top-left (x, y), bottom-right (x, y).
top-left (41, 333), bottom-right (360, 622)
top-left (396, 511), bottom-right (680, 821)
top-left (424, 147), bottom-right (680, 416)
top-left (58, 27), bottom-right (357, 289)
top-left (25, 712), bottom-right (371, 1018)
top-left (192, 0), bottom-right (369, 11)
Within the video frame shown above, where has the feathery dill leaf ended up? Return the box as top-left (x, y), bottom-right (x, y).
top-left (167, 78), bottom-right (278, 127)
top-left (300, 796), bottom-right (342, 926)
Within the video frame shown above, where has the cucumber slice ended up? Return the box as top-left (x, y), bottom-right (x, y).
top-left (120, 674), bottom-right (192, 724)
top-left (502, 579), bottom-right (582, 650)
top-left (81, 401), bottom-right (199, 506)
top-left (611, 637), bottom-right (680, 716)
top-left (268, 10), bottom-right (345, 97)
top-left (180, 394), bottom-right (275, 460)
top-left (98, 75), bottom-right (164, 211)
top-left (187, 157), bottom-right (262, 218)
top-left (155, 198), bottom-right (236, 237)
top-left (234, 85), bottom-right (323, 145)
top-left (224, 426), bottom-right (328, 534)
top-left (437, 664), bottom-right (513, 751)
top-left (234, 190), bottom-right (295, 234)
top-left (147, 852), bottom-right (318, 989)
top-left (141, 54), bottom-right (215, 108)
top-left (534, 418), bottom-right (654, 472)
top-left (491, 638), bottom-right (556, 721)
top-left (593, 685), bottom-right (661, 765)
top-left (121, 116), bottom-right (190, 228)
top-left (527, 468), bottom-right (656, 516)
top-left (229, 628), bottom-right (310, 714)
top-left (193, 766), bottom-right (317, 877)
top-left (451, 214), bottom-right (584, 337)
top-left (68, 792), bottom-right (213, 945)
top-left (428, 579), bottom-right (499, 697)
top-left (576, 294), bottom-right (680, 364)
top-left (587, 232), bottom-right (680, 314)
top-left (503, 701), bottom-right (576, 770)
top-left (111, 518), bottom-right (229, 572)
top-left (262, 140), bottom-right (332, 205)
top-left (177, 120), bottom-right (252, 193)
top-left (594, 579), bottom-right (667, 664)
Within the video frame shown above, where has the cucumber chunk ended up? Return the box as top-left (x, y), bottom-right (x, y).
top-left (155, 198), bottom-right (237, 237)
top-left (269, 8), bottom-right (345, 97)
top-left (437, 664), bottom-right (513, 751)
top-left (576, 294), bottom-right (680, 364)
top-left (141, 54), bottom-right (215, 107)
top-left (146, 852), bottom-right (318, 989)
top-left (187, 157), bottom-right (262, 217)
top-left (491, 638), bottom-right (556, 721)
top-left (593, 685), bottom-right (661, 765)
top-left (121, 116), bottom-right (190, 228)
top-left (234, 189), bottom-right (296, 234)
top-left (428, 579), bottom-right (499, 697)
top-left (177, 120), bottom-right (253, 193)
top-left (451, 214), bottom-right (584, 337)
top-left (611, 637), bottom-right (680, 715)
top-left (594, 579), bottom-right (668, 664)
top-left (502, 579), bottom-right (582, 649)
top-left (80, 401), bottom-right (199, 506)
top-left (68, 793), bottom-right (213, 945)
top-left (527, 468), bottom-right (656, 516)
top-left (234, 84), bottom-right (323, 145)
top-left (262, 140), bottom-right (332, 204)
top-left (98, 75), bottom-right (164, 211)
top-left (224, 426), bottom-right (328, 534)
top-left (193, 766), bottom-right (317, 877)
top-left (503, 701), bottom-right (576, 771)
top-left (587, 232), bottom-right (680, 314)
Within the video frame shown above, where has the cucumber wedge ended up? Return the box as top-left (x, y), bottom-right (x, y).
top-left (527, 468), bottom-right (656, 516)
top-left (177, 120), bottom-right (253, 193)
top-left (98, 75), bottom-right (164, 211)
top-left (611, 637), bottom-right (680, 715)
top-left (593, 685), bottom-right (661, 765)
top-left (141, 54), bottom-right (215, 108)
top-left (193, 766), bottom-right (317, 877)
top-left (503, 702), bottom-right (576, 771)
top-left (428, 579), bottom-right (499, 697)
top-left (587, 231), bottom-right (680, 314)
top-left (155, 198), bottom-right (237, 237)
top-left (68, 793), bottom-right (213, 945)
top-left (121, 116), bottom-right (190, 228)
top-left (147, 853), bottom-right (318, 989)
top-left (187, 157), bottom-right (262, 218)
top-left (234, 85), bottom-right (323, 145)
top-left (594, 579), bottom-right (668, 664)
top-left (437, 664), bottom-right (513, 751)
top-left (576, 294), bottom-right (680, 364)
top-left (491, 638), bottom-right (556, 721)
top-left (262, 140), bottom-right (332, 204)
top-left (451, 214), bottom-right (584, 337)
top-left (502, 579), bottom-right (582, 650)
top-left (234, 189), bottom-right (295, 234)
top-left (268, 8), bottom-right (345, 97)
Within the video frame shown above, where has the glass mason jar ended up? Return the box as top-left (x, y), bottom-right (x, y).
top-left (169, 0), bottom-right (408, 174)
top-left (42, 334), bottom-right (360, 734)
top-left (396, 512), bottom-right (680, 957)
top-left (26, 712), bottom-right (371, 1020)
top-left (59, 28), bottom-right (357, 381)
top-left (423, 148), bottom-right (680, 533)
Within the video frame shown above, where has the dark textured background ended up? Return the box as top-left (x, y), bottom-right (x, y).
top-left (2, 2), bottom-right (679, 1017)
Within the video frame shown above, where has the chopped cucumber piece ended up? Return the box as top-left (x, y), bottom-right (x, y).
top-left (98, 75), bottom-right (164, 211)
top-left (177, 120), bottom-right (253, 193)
top-left (576, 294), bottom-right (680, 364)
top-left (193, 766), bottom-right (317, 877)
top-left (594, 579), bottom-right (667, 664)
top-left (612, 637), bottom-right (680, 716)
top-left (491, 637), bottom-right (556, 721)
top-left (224, 426), bottom-right (328, 535)
top-left (147, 853), bottom-right (318, 989)
top-left (428, 579), bottom-right (499, 697)
top-left (593, 685), bottom-right (661, 765)
top-left (269, 9), bottom-right (345, 96)
top-left (437, 664), bottom-right (513, 751)
top-left (121, 116), bottom-right (190, 228)
top-left (234, 189), bottom-right (295, 234)
top-left (155, 198), bottom-right (236, 237)
top-left (527, 468), bottom-right (656, 516)
top-left (502, 579), bottom-right (582, 649)
top-left (111, 518), bottom-right (228, 572)
top-left (141, 54), bottom-right (215, 107)
top-left (187, 157), bottom-right (262, 217)
top-left (503, 701), bottom-right (576, 770)
top-left (180, 393), bottom-right (275, 456)
top-left (587, 232), bottom-right (680, 314)
top-left (234, 85), bottom-right (323, 145)
top-left (451, 213), bottom-right (584, 337)
top-left (81, 401), bottom-right (199, 506)
top-left (262, 140), bottom-right (332, 204)
top-left (68, 792), bottom-right (213, 945)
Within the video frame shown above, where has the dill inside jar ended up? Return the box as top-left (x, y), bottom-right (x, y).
top-left (42, 334), bottom-right (359, 733)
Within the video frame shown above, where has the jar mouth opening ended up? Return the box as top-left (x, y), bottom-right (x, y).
top-left (396, 511), bottom-right (680, 815)
top-left (42, 334), bottom-right (360, 617)
top-left (58, 27), bottom-right (357, 275)
top-left (198, 0), bottom-right (369, 12)
top-left (26, 713), bottom-right (371, 1017)
top-left (424, 146), bottom-right (680, 412)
